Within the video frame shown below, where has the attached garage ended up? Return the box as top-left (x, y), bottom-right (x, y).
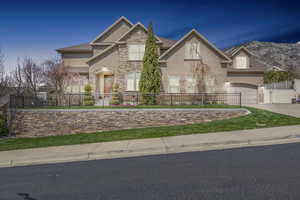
top-left (227, 83), bottom-right (258, 104)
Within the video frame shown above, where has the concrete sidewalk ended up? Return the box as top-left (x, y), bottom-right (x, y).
top-left (1, 125), bottom-right (300, 168)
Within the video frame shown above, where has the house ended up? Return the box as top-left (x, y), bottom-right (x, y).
top-left (56, 16), bottom-right (272, 104)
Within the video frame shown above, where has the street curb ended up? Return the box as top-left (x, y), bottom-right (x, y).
top-left (1, 136), bottom-right (300, 168)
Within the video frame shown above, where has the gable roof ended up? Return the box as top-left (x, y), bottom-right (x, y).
top-left (56, 43), bottom-right (92, 53)
top-left (159, 29), bottom-right (231, 62)
top-left (116, 22), bottom-right (162, 43)
top-left (224, 46), bottom-right (254, 57)
top-left (90, 16), bottom-right (134, 44)
top-left (87, 23), bottom-right (164, 63)
top-left (86, 44), bottom-right (117, 63)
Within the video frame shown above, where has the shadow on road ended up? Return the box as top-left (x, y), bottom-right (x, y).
top-left (17, 193), bottom-right (37, 200)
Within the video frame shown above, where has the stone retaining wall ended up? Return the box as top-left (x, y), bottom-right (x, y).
top-left (10, 109), bottom-right (249, 137)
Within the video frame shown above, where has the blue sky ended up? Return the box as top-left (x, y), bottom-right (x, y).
top-left (1, 0), bottom-right (299, 70)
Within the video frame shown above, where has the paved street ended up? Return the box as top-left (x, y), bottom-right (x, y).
top-left (249, 104), bottom-right (300, 117)
top-left (1, 143), bottom-right (300, 200)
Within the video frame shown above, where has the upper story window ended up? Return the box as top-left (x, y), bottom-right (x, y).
top-left (168, 76), bottom-right (180, 93)
top-left (185, 42), bottom-right (201, 59)
top-left (185, 76), bottom-right (196, 93)
top-left (236, 56), bottom-right (248, 69)
top-left (128, 44), bottom-right (145, 61)
top-left (126, 72), bottom-right (141, 91)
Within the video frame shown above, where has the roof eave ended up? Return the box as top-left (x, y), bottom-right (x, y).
top-left (56, 49), bottom-right (92, 53)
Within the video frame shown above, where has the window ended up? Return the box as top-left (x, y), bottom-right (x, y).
top-left (236, 56), bottom-right (248, 69)
top-left (128, 44), bottom-right (145, 61)
top-left (185, 42), bottom-right (200, 59)
top-left (126, 72), bottom-right (141, 91)
top-left (168, 76), bottom-right (180, 93)
top-left (185, 76), bottom-right (196, 93)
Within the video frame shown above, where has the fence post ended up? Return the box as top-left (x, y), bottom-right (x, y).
top-left (22, 95), bottom-right (25, 108)
top-left (239, 92), bottom-right (242, 107)
top-left (170, 94), bottom-right (173, 106)
top-left (69, 94), bottom-right (71, 107)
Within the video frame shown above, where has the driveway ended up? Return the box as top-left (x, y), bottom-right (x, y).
top-left (249, 104), bottom-right (300, 118)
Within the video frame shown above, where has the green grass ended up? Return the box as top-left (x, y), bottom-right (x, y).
top-left (1, 107), bottom-right (300, 151)
top-left (24, 104), bottom-right (241, 109)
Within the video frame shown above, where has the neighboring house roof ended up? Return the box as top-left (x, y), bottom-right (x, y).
top-left (266, 66), bottom-right (287, 72)
top-left (157, 36), bottom-right (177, 48)
top-left (56, 43), bottom-right (92, 53)
top-left (90, 16), bottom-right (134, 44)
top-left (159, 29), bottom-right (232, 62)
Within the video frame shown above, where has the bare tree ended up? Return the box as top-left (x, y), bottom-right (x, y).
top-left (0, 48), bottom-right (10, 97)
top-left (43, 57), bottom-right (78, 95)
top-left (22, 57), bottom-right (44, 96)
top-left (10, 59), bottom-right (24, 95)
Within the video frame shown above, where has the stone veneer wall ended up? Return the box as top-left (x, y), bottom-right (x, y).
top-left (10, 109), bottom-right (248, 138)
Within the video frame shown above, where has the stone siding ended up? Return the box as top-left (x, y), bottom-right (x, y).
top-left (10, 109), bottom-right (248, 137)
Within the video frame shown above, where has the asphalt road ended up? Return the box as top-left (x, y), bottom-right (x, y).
top-left (1, 143), bottom-right (300, 200)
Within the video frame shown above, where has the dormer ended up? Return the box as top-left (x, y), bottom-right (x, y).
top-left (229, 46), bottom-right (253, 69)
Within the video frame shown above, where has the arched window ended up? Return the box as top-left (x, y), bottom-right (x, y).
top-left (126, 72), bottom-right (141, 91)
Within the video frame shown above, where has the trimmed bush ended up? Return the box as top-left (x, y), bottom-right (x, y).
top-left (83, 84), bottom-right (95, 106)
top-left (110, 84), bottom-right (122, 105)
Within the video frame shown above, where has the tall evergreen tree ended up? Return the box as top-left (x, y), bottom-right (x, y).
top-left (139, 22), bottom-right (161, 104)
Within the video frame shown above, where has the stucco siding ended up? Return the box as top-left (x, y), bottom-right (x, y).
top-left (89, 46), bottom-right (120, 93)
top-left (227, 73), bottom-right (263, 86)
top-left (94, 21), bottom-right (132, 43)
top-left (163, 34), bottom-right (227, 92)
top-left (92, 45), bottom-right (108, 55)
top-left (62, 52), bottom-right (92, 67)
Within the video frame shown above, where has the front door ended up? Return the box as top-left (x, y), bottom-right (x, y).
top-left (104, 75), bottom-right (114, 94)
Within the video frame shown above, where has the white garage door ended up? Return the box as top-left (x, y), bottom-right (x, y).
top-left (227, 83), bottom-right (258, 105)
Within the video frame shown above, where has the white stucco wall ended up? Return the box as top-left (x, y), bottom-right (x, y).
top-left (263, 88), bottom-right (297, 104)
top-left (263, 79), bottom-right (300, 103)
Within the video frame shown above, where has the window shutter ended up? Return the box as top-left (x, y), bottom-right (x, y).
top-left (135, 73), bottom-right (141, 91)
top-left (139, 45), bottom-right (145, 60)
top-left (195, 43), bottom-right (201, 58)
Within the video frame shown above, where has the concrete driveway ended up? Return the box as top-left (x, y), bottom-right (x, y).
top-left (249, 104), bottom-right (300, 118)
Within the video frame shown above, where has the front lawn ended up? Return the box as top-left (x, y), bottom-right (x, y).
top-left (1, 107), bottom-right (300, 151)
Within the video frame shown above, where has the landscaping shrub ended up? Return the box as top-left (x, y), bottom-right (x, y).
top-left (263, 71), bottom-right (297, 84)
top-left (0, 113), bottom-right (8, 137)
top-left (83, 84), bottom-right (95, 106)
top-left (110, 84), bottom-right (122, 105)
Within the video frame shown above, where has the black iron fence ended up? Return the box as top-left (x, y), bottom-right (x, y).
top-left (9, 92), bottom-right (242, 108)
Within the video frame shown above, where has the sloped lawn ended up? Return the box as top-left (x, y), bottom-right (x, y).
top-left (0, 107), bottom-right (300, 151)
